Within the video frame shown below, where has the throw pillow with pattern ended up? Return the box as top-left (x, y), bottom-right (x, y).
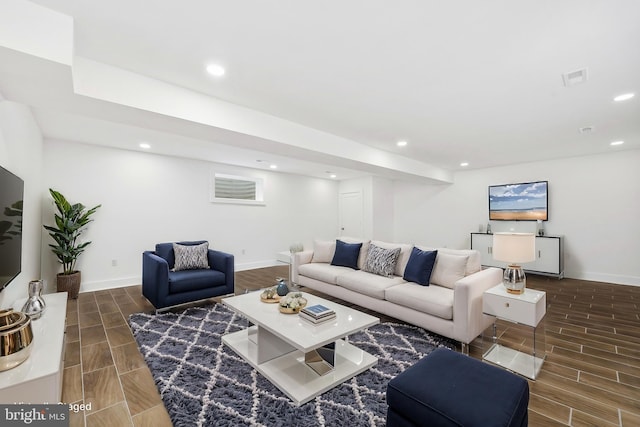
top-left (173, 242), bottom-right (210, 271)
top-left (363, 243), bottom-right (401, 277)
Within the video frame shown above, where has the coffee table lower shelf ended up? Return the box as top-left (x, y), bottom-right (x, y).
top-left (222, 328), bottom-right (377, 406)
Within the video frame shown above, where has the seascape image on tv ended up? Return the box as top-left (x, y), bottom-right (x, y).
top-left (489, 181), bottom-right (548, 221)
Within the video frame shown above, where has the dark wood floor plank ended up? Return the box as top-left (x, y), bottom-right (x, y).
top-left (529, 379), bottom-right (620, 424)
top-left (528, 393), bottom-right (571, 425)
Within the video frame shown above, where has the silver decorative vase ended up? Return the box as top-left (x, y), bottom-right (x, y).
top-left (21, 280), bottom-right (46, 320)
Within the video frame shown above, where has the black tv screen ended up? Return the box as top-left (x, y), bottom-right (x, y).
top-left (489, 181), bottom-right (548, 221)
top-left (0, 165), bottom-right (23, 292)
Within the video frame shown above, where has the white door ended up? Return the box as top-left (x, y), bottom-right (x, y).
top-left (339, 191), bottom-right (363, 238)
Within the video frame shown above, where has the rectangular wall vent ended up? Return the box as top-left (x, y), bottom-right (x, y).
top-left (562, 68), bottom-right (588, 87)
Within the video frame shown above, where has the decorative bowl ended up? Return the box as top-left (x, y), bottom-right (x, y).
top-left (0, 309), bottom-right (34, 371)
top-left (278, 292), bottom-right (307, 314)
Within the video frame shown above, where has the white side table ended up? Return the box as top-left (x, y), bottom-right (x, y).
top-left (482, 284), bottom-right (546, 380)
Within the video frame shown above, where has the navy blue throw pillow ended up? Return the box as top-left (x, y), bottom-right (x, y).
top-left (331, 240), bottom-right (362, 269)
top-left (403, 247), bottom-right (438, 286)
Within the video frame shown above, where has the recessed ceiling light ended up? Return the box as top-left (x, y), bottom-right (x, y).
top-left (139, 143), bottom-right (151, 149)
top-left (397, 140), bottom-right (408, 147)
top-left (610, 140), bottom-right (624, 146)
top-left (206, 64), bottom-right (225, 77)
top-left (460, 162), bottom-right (469, 167)
top-left (269, 164), bottom-right (278, 169)
top-left (330, 174), bottom-right (337, 179)
top-left (614, 93), bottom-right (634, 102)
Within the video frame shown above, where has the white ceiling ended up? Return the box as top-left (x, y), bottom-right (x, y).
top-left (7, 0), bottom-right (640, 180)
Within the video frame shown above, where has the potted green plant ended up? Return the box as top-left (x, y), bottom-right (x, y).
top-left (44, 189), bottom-right (101, 299)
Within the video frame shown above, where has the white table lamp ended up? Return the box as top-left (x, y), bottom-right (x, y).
top-left (492, 232), bottom-right (536, 294)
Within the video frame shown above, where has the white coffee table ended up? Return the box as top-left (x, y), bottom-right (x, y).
top-left (222, 291), bottom-right (379, 406)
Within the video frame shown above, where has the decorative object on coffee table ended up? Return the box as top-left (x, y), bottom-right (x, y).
top-left (492, 232), bottom-right (536, 295)
top-left (43, 189), bottom-right (101, 299)
top-left (275, 277), bottom-right (289, 296)
top-left (21, 280), bottom-right (46, 320)
top-left (278, 292), bottom-right (307, 314)
top-left (260, 287), bottom-right (280, 303)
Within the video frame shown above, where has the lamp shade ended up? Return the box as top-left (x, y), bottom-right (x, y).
top-left (493, 232), bottom-right (535, 264)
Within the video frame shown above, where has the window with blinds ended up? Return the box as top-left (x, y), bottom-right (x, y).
top-left (215, 177), bottom-right (256, 200)
top-left (211, 173), bottom-right (265, 205)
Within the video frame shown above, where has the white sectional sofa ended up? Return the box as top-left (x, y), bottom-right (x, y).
top-left (292, 238), bottom-right (503, 347)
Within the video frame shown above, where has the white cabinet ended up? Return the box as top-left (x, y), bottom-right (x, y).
top-left (0, 293), bottom-right (67, 403)
top-left (471, 233), bottom-right (564, 278)
top-left (526, 237), bottom-right (563, 276)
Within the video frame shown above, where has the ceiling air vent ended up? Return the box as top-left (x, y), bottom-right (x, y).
top-left (562, 68), bottom-right (588, 87)
top-left (579, 126), bottom-right (594, 134)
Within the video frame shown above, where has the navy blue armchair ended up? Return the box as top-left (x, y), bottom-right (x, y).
top-left (142, 240), bottom-right (234, 310)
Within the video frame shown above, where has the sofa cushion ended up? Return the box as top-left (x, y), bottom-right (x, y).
top-left (339, 237), bottom-right (370, 269)
top-left (371, 241), bottom-right (413, 277)
top-left (173, 242), bottom-right (210, 271)
top-left (337, 270), bottom-right (406, 300)
top-left (168, 269), bottom-right (225, 294)
top-left (417, 246), bottom-right (482, 276)
top-left (430, 252), bottom-right (469, 289)
top-left (155, 240), bottom-right (207, 269)
top-left (363, 243), bottom-right (401, 278)
top-left (298, 263), bottom-right (354, 285)
top-left (385, 282), bottom-right (454, 320)
top-left (331, 239), bottom-right (362, 269)
top-left (311, 240), bottom-right (336, 263)
top-left (403, 248), bottom-right (438, 286)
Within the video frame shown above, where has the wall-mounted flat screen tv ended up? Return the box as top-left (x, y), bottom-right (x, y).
top-left (489, 181), bottom-right (548, 221)
top-left (0, 165), bottom-right (24, 292)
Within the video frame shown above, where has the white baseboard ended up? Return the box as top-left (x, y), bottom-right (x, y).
top-left (564, 270), bottom-right (640, 287)
top-left (235, 259), bottom-right (287, 271)
top-left (77, 260), bottom-right (288, 293)
top-left (80, 276), bottom-right (142, 293)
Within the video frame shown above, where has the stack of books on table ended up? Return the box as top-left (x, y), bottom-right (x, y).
top-left (299, 304), bottom-right (336, 324)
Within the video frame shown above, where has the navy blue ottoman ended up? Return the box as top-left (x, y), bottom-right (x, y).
top-left (386, 348), bottom-right (529, 427)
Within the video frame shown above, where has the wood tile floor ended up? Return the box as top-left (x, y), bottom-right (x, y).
top-left (63, 266), bottom-right (640, 426)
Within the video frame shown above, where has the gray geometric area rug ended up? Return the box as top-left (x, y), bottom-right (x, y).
top-left (129, 303), bottom-right (455, 427)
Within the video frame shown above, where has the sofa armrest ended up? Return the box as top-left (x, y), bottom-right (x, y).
top-left (142, 251), bottom-right (170, 307)
top-left (453, 267), bottom-right (503, 344)
top-left (291, 250), bottom-right (314, 284)
top-left (208, 249), bottom-right (235, 294)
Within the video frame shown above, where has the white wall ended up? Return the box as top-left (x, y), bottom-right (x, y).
top-left (372, 177), bottom-right (394, 241)
top-left (42, 139), bottom-right (339, 293)
top-left (0, 100), bottom-right (43, 308)
top-left (393, 150), bottom-right (640, 286)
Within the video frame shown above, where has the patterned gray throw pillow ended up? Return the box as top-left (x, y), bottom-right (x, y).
top-left (363, 244), bottom-right (401, 277)
top-left (173, 242), bottom-right (210, 271)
